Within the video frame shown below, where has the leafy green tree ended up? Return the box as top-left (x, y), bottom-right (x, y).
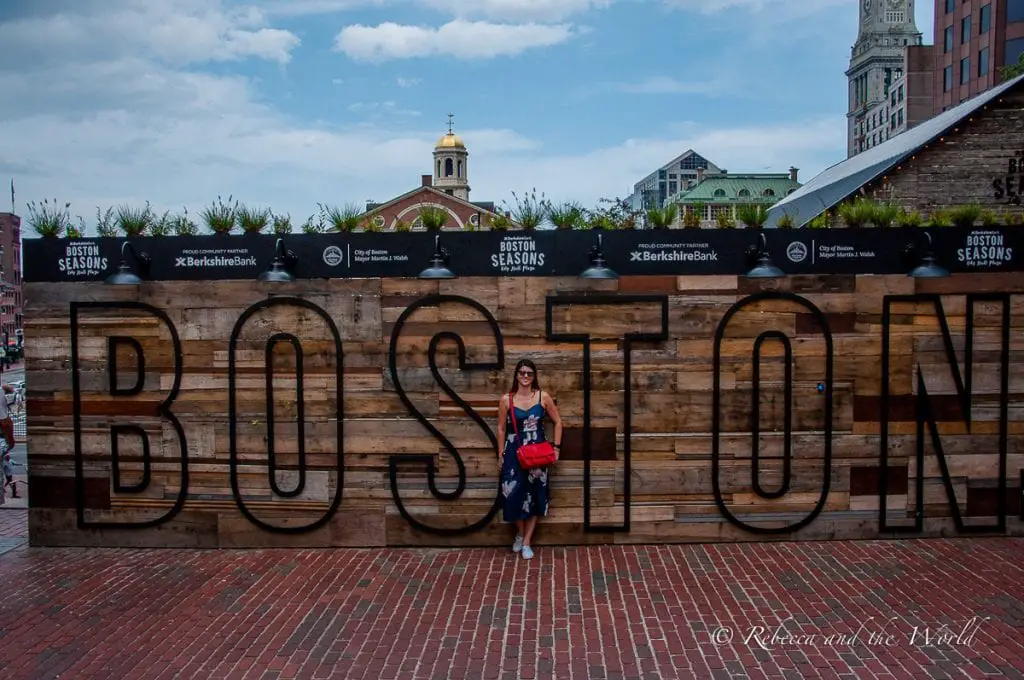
top-left (1001, 53), bottom-right (1024, 80)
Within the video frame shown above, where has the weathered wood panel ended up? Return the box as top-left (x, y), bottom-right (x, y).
top-left (23, 273), bottom-right (1024, 547)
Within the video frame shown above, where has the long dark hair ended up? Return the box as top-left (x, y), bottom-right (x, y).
top-left (508, 359), bottom-right (540, 394)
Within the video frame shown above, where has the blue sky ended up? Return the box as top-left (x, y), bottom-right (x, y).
top-left (0, 0), bottom-right (935, 231)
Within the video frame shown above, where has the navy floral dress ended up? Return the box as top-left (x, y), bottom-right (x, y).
top-left (501, 391), bottom-right (550, 522)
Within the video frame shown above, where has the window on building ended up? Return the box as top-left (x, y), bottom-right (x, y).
top-left (944, 65), bottom-right (953, 91)
top-left (680, 154), bottom-right (709, 170)
top-left (961, 16), bottom-right (971, 43)
top-left (979, 47), bottom-right (990, 75)
top-left (945, 0), bottom-right (954, 13)
top-left (709, 204), bottom-right (731, 221)
top-left (898, 109), bottom-right (904, 125)
top-left (713, 188), bottom-right (726, 197)
top-left (738, 189), bottom-right (750, 197)
top-left (961, 57), bottom-right (971, 83)
top-left (1007, 38), bottom-right (1024, 67)
top-left (891, 113), bottom-right (897, 129)
top-left (884, 68), bottom-right (892, 94)
top-left (761, 188), bottom-right (775, 197)
top-left (1010, 0), bottom-right (1024, 22)
top-left (444, 158), bottom-right (453, 176)
top-left (944, 26), bottom-right (954, 52)
top-left (669, 181), bottom-right (677, 194)
top-left (886, 11), bottom-right (904, 23)
top-left (898, 84), bottom-right (904, 102)
top-left (980, 4), bottom-right (991, 33)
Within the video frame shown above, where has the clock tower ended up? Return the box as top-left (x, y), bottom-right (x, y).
top-left (846, 0), bottom-right (922, 157)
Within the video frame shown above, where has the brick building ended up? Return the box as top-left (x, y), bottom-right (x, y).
top-left (767, 72), bottom-right (1024, 226)
top-left (0, 213), bottom-right (23, 344)
top-left (933, 0), bottom-right (1024, 113)
top-left (363, 122), bottom-right (504, 230)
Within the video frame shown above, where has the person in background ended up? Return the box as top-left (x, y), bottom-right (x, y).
top-left (0, 383), bottom-right (13, 452)
top-left (2, 452), bottom-right (20, 499)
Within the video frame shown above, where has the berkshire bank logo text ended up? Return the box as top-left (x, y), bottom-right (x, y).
top-left (630, 248), bottom-right (719, 262)
top-left (174, 249), bottom-right (257, 268)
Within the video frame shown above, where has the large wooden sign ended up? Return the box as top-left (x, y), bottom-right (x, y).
top-left (23, 266), bottom-right (1024, 548)
top-left (20, 229), bottom-right (1024, 547)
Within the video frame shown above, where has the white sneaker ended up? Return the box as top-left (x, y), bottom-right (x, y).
top-left (521, 546), bottom-right (534, 560)
top-left (512, 535), bottom-right (524, 553)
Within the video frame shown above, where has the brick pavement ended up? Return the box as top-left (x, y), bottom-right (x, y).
top-left (0, 509), bottom-right (1021, 679)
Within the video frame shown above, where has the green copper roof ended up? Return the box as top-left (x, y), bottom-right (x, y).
top-left (671, 174), bottom-right (801, 204)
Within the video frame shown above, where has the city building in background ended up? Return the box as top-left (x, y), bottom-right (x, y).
top-left (932, 0), bottom-right (1024, 113)
top-left (670, 169), bottom-right (801, 226)
top-left (858, 43), bottom-right (936, 151)
top-left (767, 71), bottom-right (1024, 227)
top-left (629, 150), bottom-right (724, 211)
top-left (362, 120), bottom-right (503, 230)
top-left (0, 213), bottom-right (23, 347)
top-left (847, 0), bottom-right (924, 157)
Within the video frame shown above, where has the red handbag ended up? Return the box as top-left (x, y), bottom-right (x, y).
top-left (509, 391), bottom-right (558, 468)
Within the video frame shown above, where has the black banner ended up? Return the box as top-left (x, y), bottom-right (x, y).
top-left (24, 226), bottom-right (1024, 282)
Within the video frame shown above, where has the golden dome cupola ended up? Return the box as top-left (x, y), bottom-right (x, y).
top-left (433, 114), bottom-right (470, 201)
top-left (435, 132), bottom-right (466, 149)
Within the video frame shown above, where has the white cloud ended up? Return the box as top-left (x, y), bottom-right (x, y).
top-left (664, 0), bottom-right (847, 18)
top-left (397, 77), bottom-right (422, 87)
top-left (469, 118), bottom-right (844, 204)
top-left (578, 75), bottom-right (731, 98)
top-left (347, 101), bottom-right (422, 117)
top-left (334, 19), bottom-right (575, 60)
top-left (1, 0), bottom-right (848, 234)
top-left (0, 0), bottom-right (301, 65)
top-left (332, 77), bottom-right (345, 84)
top-left (3, 56), bottom-right (842, 228)
top-left (420, 0), bottom-right (610, 21)
top-left (256, 0), bottom-right (386, 16)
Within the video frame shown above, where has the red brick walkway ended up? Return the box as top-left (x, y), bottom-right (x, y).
top-left (0, 510), bottom-right (1022, 679)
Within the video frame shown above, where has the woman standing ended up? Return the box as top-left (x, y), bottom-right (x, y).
top-left (497, 359), bottom-right (563, 560)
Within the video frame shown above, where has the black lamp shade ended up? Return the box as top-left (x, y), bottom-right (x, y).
top-left (105, 264), bottom-right (143, 286)
top-left (418, 261), bottom-right (456, 278)
top-left (257, 266), bottom-right (295, 282)
top-left (908, 255), bottom-right (950, 278)
top-left (745, 255), bottom-right (785, 278)
top-left (579, 262), bottom-right (619, 279)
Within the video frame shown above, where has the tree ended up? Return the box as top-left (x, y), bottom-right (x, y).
top-left (1000, 53), bottom-right (1024, 80)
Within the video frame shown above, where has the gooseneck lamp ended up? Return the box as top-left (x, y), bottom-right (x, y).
top-left (258, 238), bottom-right (298, 282)
top-left (907, 231), bottom-right (950, 278)
top-left (418, 234), bottom-right (456, 279)
top-left (744, 232), bottom-right (785, 278)
top-left (105, 240), bottom-right (152, 285)
top-left (579, 232), bottom-right (618, 279)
